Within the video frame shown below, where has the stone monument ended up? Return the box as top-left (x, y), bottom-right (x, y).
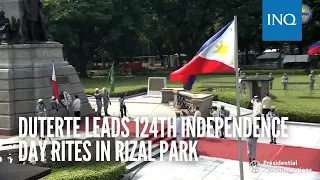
top-left (147, 77), bottom-right (167, 97)
top-left (241, 77), bottom-right (274, 101)
top-left (0, 0), bottom-right (93, 135)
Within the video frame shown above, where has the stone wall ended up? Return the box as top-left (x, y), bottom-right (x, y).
top-left (0, 43), bottom-right (93, 135)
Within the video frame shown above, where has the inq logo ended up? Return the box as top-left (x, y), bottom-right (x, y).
top-left (267, 14), bottom-right (296, 26)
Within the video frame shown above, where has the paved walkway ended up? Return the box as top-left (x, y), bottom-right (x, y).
top-left (129, 154), bottom-right (320, 180)
top-left (1, 94), bottom-right (320, 180)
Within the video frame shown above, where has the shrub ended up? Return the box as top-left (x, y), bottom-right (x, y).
top-left (42, 162), bottom-right (126, 180)
top-left (84, 87), bottom-right (147, 97)
top-left (213, 93), bottom-right (251, 109)
top-left (214, 94), bottom-right (320, 123)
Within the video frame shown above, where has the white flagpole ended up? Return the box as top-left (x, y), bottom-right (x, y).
top-left (234, 16), bottom-right (244, 180)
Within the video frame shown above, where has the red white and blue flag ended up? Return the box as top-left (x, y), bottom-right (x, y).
top-left (308, 41), bottom-right (320, 55)
top-left (52, 63), bottom-right (59, 99)
top-left (170, 20), bottom-right (236, 90)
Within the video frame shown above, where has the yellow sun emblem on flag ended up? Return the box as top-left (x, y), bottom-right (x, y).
top-left (212, 41), bottom-right (230, 58)
top-left (212, 40), bottom-right (235, 65)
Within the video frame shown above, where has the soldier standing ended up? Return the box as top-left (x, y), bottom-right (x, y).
top-left (102, 87), bottom-right (111, 116)
top-left (247, 114), bottom-right (260, 163)
top-left (267, 106), bottom-right (279, 144)
top-left (282, 73), bottom-right (288, 90)
top-left (268, 73), bottom-right (273, 90)
top-left (176, 111), bottom-right (182, 149)
top-left (50, 96), bottom-right (59, 116)
top-left (309, 71), bottom-right (315, 94)
top-left (36, 99), bottom-right (47, 140)
top-left (94, 88), bottom-right (103, 117)
top-left (241, 73), bottom-right (246, 94)
top-left (119, 93), bottom-right (127, 118)
top-left (219, 105), bottom-right (230, 139)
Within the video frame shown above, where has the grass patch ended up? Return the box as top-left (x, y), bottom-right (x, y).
top-left (81, 73), bottom-right (320, 122)
top-left (42, 162), bottom-right (126, 180)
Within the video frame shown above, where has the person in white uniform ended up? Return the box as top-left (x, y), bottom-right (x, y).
top-left (282, 73), bottom-right (288, 90)
top-left (251, 95), bottom-right (258, 109)
top-left (261, 93), bottom-right (272, 118)
top-left (211, 106), bottom-right (219, 135)
top-left (309, 71), bottom-right (315, 94)
top-left (176, 111), bottom-right (182, 149)
top-left (102, 87), bottom-right (111, 116)
top-left (72, 95), bottom-right (81, 124)
top-left (36, 99), bottom-right (47, 140)
top-left (268, 73), bottom-right (273, 90)
top-left (193, 107), bottom-right (201, 138)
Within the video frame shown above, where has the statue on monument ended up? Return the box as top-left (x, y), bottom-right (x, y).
top-left (0, 10), bottom-right (22, 44)
top-left (23, 0), bottom-right (52, 42)
top-left (0, 10), bottom-right (10, 44)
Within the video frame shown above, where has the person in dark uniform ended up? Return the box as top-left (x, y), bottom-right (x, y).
top-left (94, 88), bottom-right (103, 117)
top-left (267, 106), bottom-right (279, 144)
top-left (119, 93), bottom-right (127, 118)
top-left (247, 114), bottom-right (260, 163)
top-left (219, 105), bottom-right (230, 139)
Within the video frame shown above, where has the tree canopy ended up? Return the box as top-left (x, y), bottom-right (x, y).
top-left (42, 0), bottom-right (320, 76)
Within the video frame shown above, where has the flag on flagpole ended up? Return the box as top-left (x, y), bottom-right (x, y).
top-left (308, 41), bottom-right (320, 55)
top-left (51, 63), bottom-right (59, 99)
top-left (170, 21), bottom-right (236, 90)
top-left (232, 16), bottom-right (244, 180)
top-left (109, 63), bottom-right (115, 93)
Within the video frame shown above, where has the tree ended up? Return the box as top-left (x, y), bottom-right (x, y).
top-left (43, 0), bottom-right (114, 77)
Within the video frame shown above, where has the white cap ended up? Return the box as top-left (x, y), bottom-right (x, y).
top-left (51, 96), bottom-right (55, 100)
top-left (102, 87), bottom-right (106, 91)
top-left (38, 99), bottom-right (43, 103)
top-left (271, 106), bottom-right (275, 109)
top-left (95, 88), bottom-right (99, 91)
top-left (254, 95), bottom-right (258, 98)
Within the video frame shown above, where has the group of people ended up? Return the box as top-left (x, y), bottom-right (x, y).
top-left (210, 105), bottom-right (230, 138)
top-left (36, 94), bottom-right (81, 140)
top-left (248, 92), bottom-right (279, 164)
top-left (240, 71), bottom-right (318, 93)
top-left (36, 95), bottom-right (81, 119)
top-left (94, 88), bottom-right (127, 118)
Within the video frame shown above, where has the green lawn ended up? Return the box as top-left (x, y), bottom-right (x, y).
top-left (81, 74), bottom-right (320, 122)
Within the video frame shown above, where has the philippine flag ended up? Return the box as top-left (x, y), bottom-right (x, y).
top-left (170, 20), bottom-right (236, 90)
top-left (52, 63), bottom-right (59, 99)
top-left (308, 41), bottom-right (320, 55)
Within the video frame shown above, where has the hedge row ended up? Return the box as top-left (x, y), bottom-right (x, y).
top-left (42, 162), bottom-right (126, 180)
top-left (214, 93), bottom-right (320, 123)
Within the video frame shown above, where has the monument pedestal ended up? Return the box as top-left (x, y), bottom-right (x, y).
top-left (241, 77), bottom-right (274, 101)
top-left (0, 43), bottom-right (93, 135)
